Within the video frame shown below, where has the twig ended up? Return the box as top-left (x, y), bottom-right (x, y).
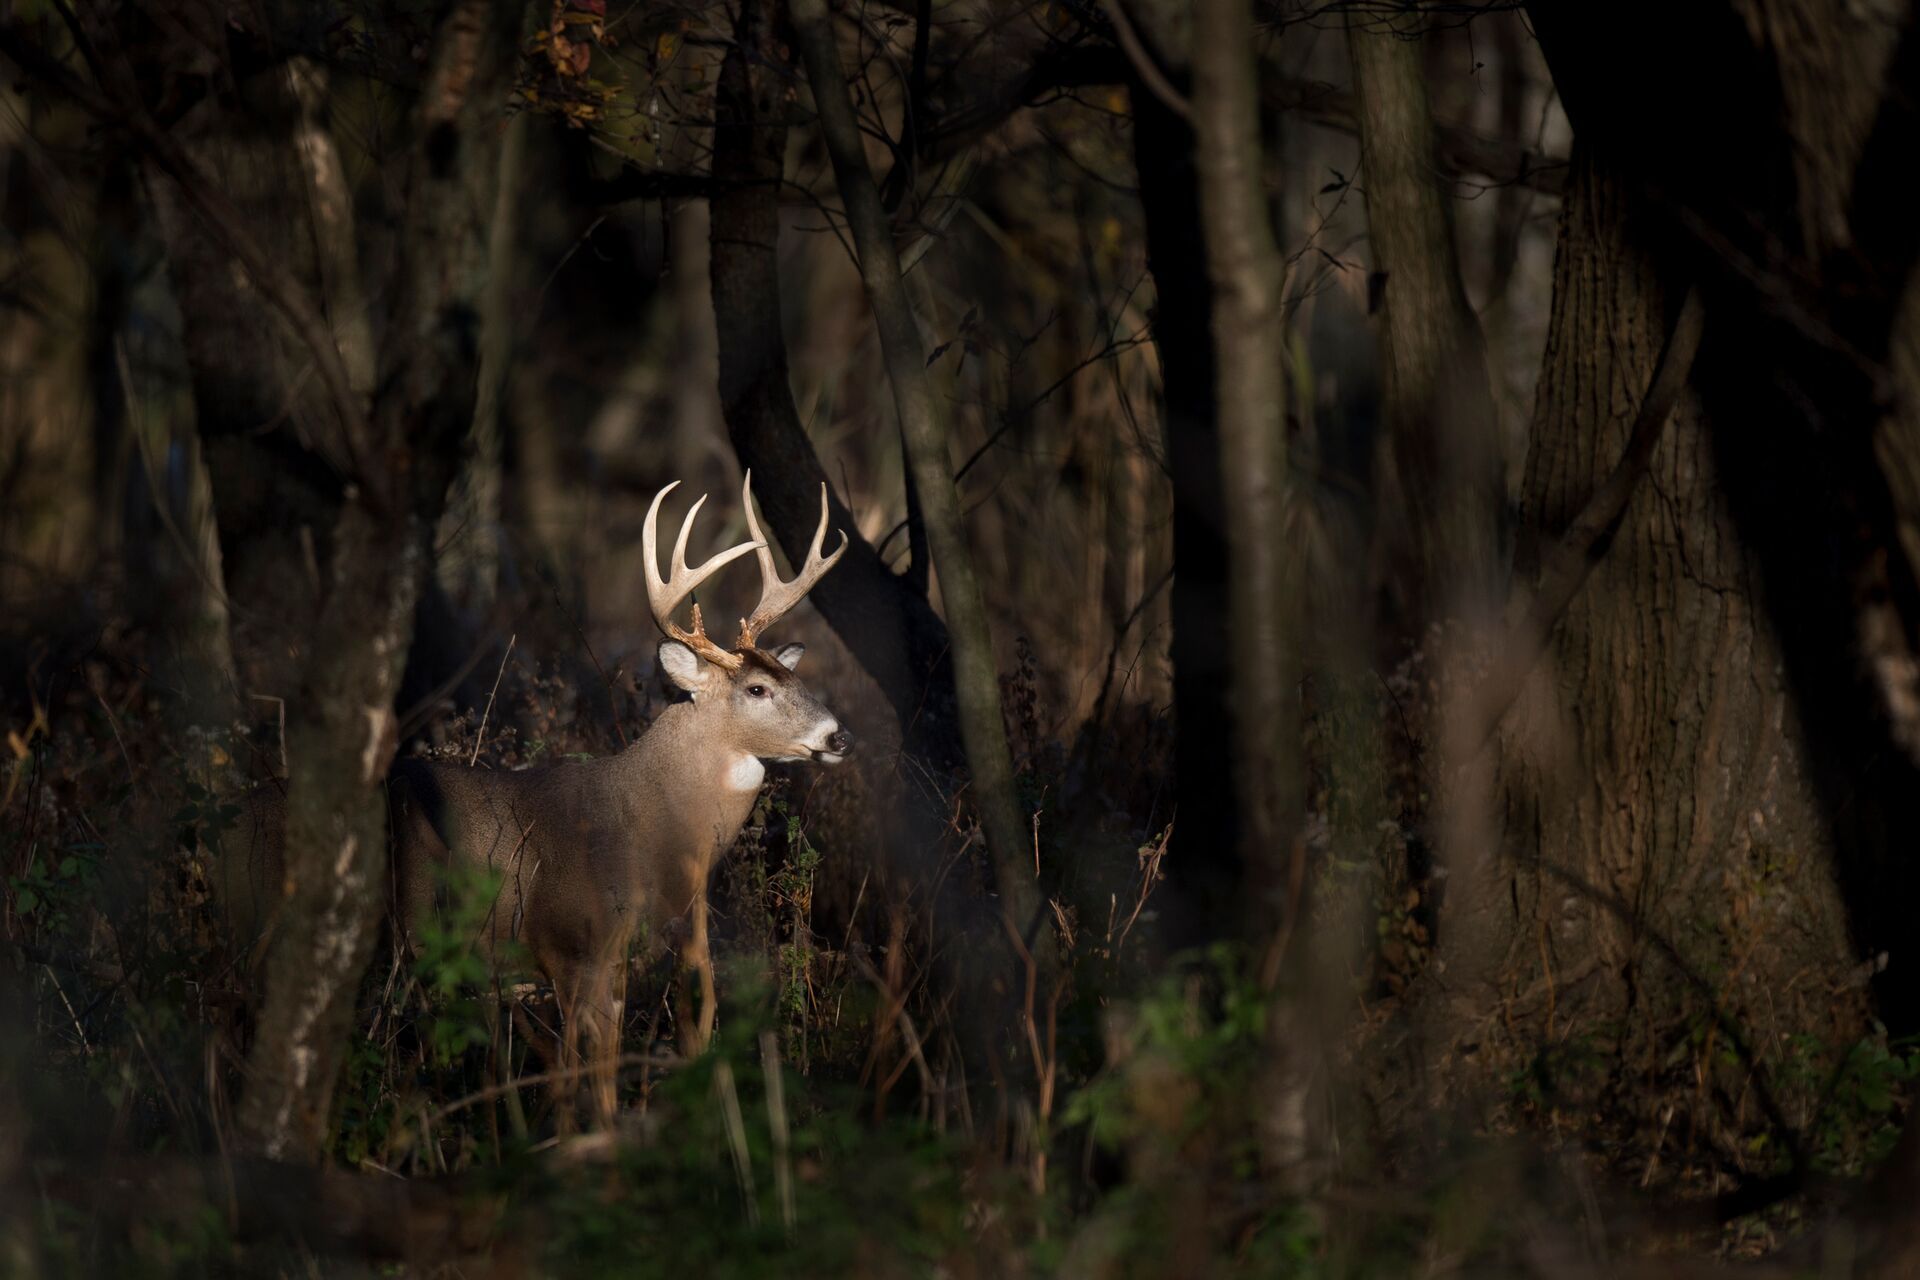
top-left (397, 631), bottom-right (500, 738)
top-left (874, 324), bottom-right (1154, 561)
top-left (1000, 901), bottom-right (1063, 1196)
top-left (1114, 820), bottom-right (1171, 954)
top-left (1089, 564), bottom-right (1175, 729)
top-left (1102, 1), bottom-right (1190, 120)
top-left (760, 1031), bottom-right (797, 1232)
top-left (714, 1058), bottom-right (760, 1227)
top-left (469, 634), bottom-right (516, 766)
top-left (853, 950), bottom-right (935, 1103)
top-left (89, 684), bottom-right (140, 797)
top-left (423, 1052), bottom-right (682, 1127)
top-left (41, 964), bottom-right (93, 1058)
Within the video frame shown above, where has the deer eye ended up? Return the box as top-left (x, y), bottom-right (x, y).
top-left (746, 684), bottom-right (768, 698)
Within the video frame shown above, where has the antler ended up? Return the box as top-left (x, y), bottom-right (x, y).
top-left (643, 482), bottom-right (763, 671)
top-left (737, 471), bottom-right (850, 650)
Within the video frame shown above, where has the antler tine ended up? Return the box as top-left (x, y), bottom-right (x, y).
top-left (642, 482), bottom-right (761, 670)
top-left (737, 471), bottom-right (850, 649)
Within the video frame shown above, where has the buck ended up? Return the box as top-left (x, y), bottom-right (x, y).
top-left (222, 474), bottom-right (850, 1114)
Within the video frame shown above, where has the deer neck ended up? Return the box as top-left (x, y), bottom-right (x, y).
top-left (615, 700), bottom-right (762, 858)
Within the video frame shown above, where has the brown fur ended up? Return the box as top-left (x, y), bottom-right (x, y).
top-left (215, 641), bottom-right (846, 1119)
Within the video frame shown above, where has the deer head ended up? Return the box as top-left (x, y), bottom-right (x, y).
top-left (643, 473), bottom-right (852, 764)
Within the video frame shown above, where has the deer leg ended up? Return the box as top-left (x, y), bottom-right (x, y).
top-left (582, 953), bottom-right (627, 1127)
top-left (541, 950), bottom-right (589, 1135)
top-left (672, 893), bottom-right (718, 1056)
top-left (541, 928), bottom-right (630, 1131)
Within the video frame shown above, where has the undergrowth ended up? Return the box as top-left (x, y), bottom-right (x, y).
top-left (3, 642), bottom-right (1917, 1276)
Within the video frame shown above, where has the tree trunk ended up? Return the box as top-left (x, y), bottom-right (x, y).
top-left (1402, 0), bottom-right (1920, 1180)
top-left (1125, 26), bottom-right (1242, 951)
top-left (233, 0), bottom-right (515, 1159)
top-left (709, 0), bottom-right (962, 772)
top-left (788, 0), bottom-right (1052, 966)
top-left (1425, 141), bottom-right (1867, 1174)
top-left (1384, 2), bottom-right (1920, 1196)
top-left (1191, 0), bottom-right (1312, 1182)
top-left (1346, 8), bottom-right (1503, 629)
top-left (284, 58), bottom-right (377, 399)
top-left (1190, 0), bottom-right (1300, 940)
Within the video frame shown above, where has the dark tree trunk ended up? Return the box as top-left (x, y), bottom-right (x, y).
top-left (1415, 0), bottom-right (1920, 1182)
top-left (1529, 0), bottom-right (1920, 1021)
top-left (1483, 14), bottom-right (1533, 308)
top-left (709, 0), bottom-right (962, 772)
top-left (1191, 0), bottom-right (1300, 942)
top-left (1129, 79), bottom-right (1241, 950)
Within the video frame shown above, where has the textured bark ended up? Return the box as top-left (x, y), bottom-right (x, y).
top-left (1434, 153), bottom-right (1862, 1136)
top-left (1125, 25), bottom-right (1241, 949)
top-left (1192, 0), bottom-right (1313, 1184)
top-left (789, 0), bottom-right (1049, 957)
top-left (1398, 3), bottom-right (1920, 1187)
top-left (1190, 0), bottom-right (1300, 936)
top-left (1347, 11), bottom-right (1503, 626)
top-left (238, 516), bottom-right (428, 1157)
top-left (234, 0), bottom-right (516, 1159)
top-left (709, 0), bottom-right (962, 771)
top-left (284, 58), bottom-right (377, 399)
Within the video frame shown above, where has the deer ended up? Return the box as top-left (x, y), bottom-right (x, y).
top-left (217, 473), bottom-right (851, 1119)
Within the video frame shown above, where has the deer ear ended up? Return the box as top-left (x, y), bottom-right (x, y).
top-left (771, 642), bottom-right (806, 671)
top-left (658, 639), bottom-right (715, 693)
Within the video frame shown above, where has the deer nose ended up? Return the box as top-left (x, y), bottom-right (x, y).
top-left (826, 728), bottom-right (852, 755)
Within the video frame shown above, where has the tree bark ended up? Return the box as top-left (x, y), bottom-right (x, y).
top-left (1190, 0), bottom-right (1300, 939)
top-left (1423, 148), bottom-right (1864, 1166)
top-left (233, 0), bottom-right (515, 1159)
top-left (1346, 9), bottom-right (1503, 629)
top-left (1191, 0), bottom-right (1313, 1183)
top-left (787, 0), bottom-right (1052, 961)
top-left (1123, 11), bottom-right (1242, 950)
top-left (709, 0), bottom-right (962, 771)
top-left (1389, 1), bottom-right (1920, 1191)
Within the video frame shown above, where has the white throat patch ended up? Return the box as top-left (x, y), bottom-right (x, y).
top-left (724, 754), bottom-right (766, 793)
